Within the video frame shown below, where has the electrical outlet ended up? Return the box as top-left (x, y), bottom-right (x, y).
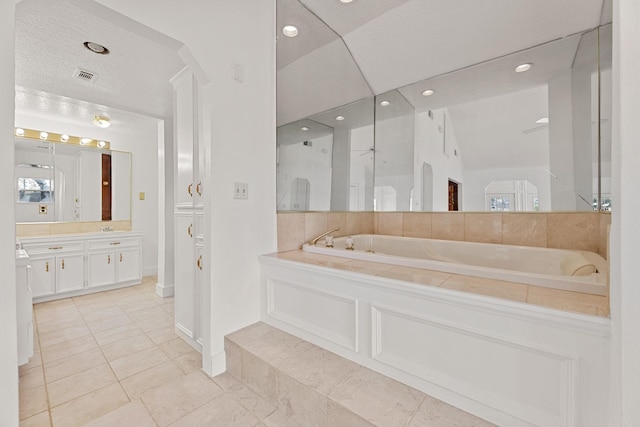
top-left (233, 182), bottom-right (248, 199)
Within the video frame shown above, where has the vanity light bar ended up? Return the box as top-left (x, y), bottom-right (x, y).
top-left (14, 128), bottom-right (111, 150)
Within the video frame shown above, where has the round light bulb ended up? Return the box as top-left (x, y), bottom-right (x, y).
top-left (80, 138), bottom-right (92, 145)
top-left (335, 115), bottom-right (345, 121)
top-left (98, 140), bottom-right (106, 148)
top-left (39, 132), bottom-right (48, 140)
top-left (515, 63), bottom-right (533, 73)
top-left (282, 25), bottom-right (299, 38)
top-left (15, 128), bottom-right (25, 136)
top-left (421, 89), bottom-right (435, 97)
top-left (60, 134), bottom-right (69, 142)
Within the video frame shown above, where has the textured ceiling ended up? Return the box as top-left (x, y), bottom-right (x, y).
top-left (15, 0), bottom-right (185, 120)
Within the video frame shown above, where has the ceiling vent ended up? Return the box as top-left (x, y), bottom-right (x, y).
top-left (73, 68), bottom-right (98, 82)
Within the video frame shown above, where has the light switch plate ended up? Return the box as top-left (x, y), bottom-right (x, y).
top-left (233, 182), bottom-right (248, 199)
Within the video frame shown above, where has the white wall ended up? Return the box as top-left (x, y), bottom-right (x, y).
top-left (414, 109), bottom-right (464, 211)
top-left (610, 0), bottom-right (640, 424)
top-left (463, 167), bottom-right (552, 211)
top-left (350, 125), bottom-right (374, 210)
top-left (1, 1), bottom-right (20, 424)
top-left (94, 0), bottom-right (277, 374)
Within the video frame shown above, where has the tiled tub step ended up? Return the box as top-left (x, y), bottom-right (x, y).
top-left (225, 322), bottom-right (494, 427)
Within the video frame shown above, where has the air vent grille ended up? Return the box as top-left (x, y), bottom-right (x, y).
top-left (73, 68), bottom-right (98, 82)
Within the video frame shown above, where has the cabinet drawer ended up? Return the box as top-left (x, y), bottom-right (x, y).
top-left (22, 242), bottom-right (85, 255)
top-left (88, 238), bottom-right (139, 251)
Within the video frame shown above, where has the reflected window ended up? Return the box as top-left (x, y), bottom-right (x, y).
top-left (17, 177), bottom-right (54, 203)
top-left (488, 195), bottom-right (511, 212)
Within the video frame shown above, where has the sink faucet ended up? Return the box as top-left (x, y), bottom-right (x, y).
top-left (309, 227), bottom-right (340, 245)
top-left (100, 226), bottom-right (114, 232)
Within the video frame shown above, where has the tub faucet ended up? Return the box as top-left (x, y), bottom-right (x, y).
top-left (309, 227), bottom-right (340, 245)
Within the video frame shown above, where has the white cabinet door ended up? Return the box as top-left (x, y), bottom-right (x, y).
top-left (117, 247), bottom-right (141, 283)
top-left (88, 251), bottom-right (116, 288)
top-left (56, 253), bottom-right (85, 293)
top-left (174, 70), bottom-right (195, 208)
top-left (175, 212), bottom-right (196, 340)
top-left (29, 257), bottom-right (55, 298)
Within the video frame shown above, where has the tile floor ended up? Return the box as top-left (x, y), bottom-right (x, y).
top-left (18, 277), bottom-right (287, 427)
top-left (270, 250), bottom-right (610, 317)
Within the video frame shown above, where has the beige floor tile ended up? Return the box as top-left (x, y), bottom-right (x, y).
top-left (168, 393), bottom-right (260, 427)
top-left (145, 325), bottom-right (179, 345)
top-left (262, 409), bottom-right (303, 427)
top-left (226, 322), bottom-right (277, 348)
top-left (240, 328), bottom-right (313, 369)
top-left (408, 395), bottom-right (495, 426)
top-left (19, 384), bottom-right (48, 421)
top-left (141, 371), bottom-right (223, 426)
top-left (47, 364), bottom-right (118, 408)
top-left (83, 400), bottom-right (157, 427)
top-left (101, 334), bottom-right (156, 362)
top-left (159, 337), bottom-right (196, 359)
top-left (81, 306), bottom-right (127, 323)
top-left (40, 334), bottom-right (99, 364)
top-left (120, 361), bottom-right (185, 400)
top-left (85, 314), bottom-right (134, 334)
top-left (173, 350), bottom-right (203, 374)
top-left (93, 323), bottom-right (145, 346)
top-left (18, 365), bottom-right (45, 390)
top-left (277, 345), bottom-right (359, 395)
top-left (241, 350), bottom-right (278, 406)
top-left (225, 339), bottom-right (242, 379)
top-left (35, 315), bottom-right (84, 335)
top-left (110, 346), bottom-right (170, 380)
top-left (50, 383), bottom-right (130, 427)
top-left (277, 372), bottom-right (327, 427)
top-left (135, 313), bottom-right (175, 333)
top-left (327, 399), bottom-right (374, 427)
top-left (19, 410), bottom-right (51, 427)
top-left (19, 351), bottom-right (42, 374)
top-left (38, 325), bottom-right (91, 349)
top-left (127, 305), bottom-right (172, 322)
top-left (213, 372), bottom-right (276, 420)
top-left (43, 348), bottom-right (107, 383)
top-left (328, 367), bottom-right (424, 427)
top-left (439, 275), bottom-right (528, 302)
top-left (526, 286), bottom-right (610, 316)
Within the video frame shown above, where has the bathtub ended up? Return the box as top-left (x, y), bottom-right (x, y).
top-left (302, 234), bottom-right (608, 295)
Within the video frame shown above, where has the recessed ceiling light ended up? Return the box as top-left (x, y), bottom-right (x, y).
top-left (335, 115), bottom-right (345, 121)
top-left (379, 100), bottom-right (391, 107)
top-left (536, 117), bottom-right (549, 124)
top-left (515, 63), bottom-right (533, 73)
top-left (15, 128), bottom-right (25, 136)
top-left (98, 141), bottom-right (107, 148)
top-left (80, 138), bottom-right (92, 145)
top-left (421, 89), bottom-right (435, 97)
top-left (39, 132), bottom-right (48, 140)
top-left (92, 114), bottom-right (111, 128)
top-left (60, 134), bottom-right (69, 142)
top-left (84, 41), bottom-right (110, 55)
top-left (301, 126), bottom-right (310, 131)
top-left (282, 25), bottom-right (299, 38)
top-left (340, 0), bottom-right (355, 3)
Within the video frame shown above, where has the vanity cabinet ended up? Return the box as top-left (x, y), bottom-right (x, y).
top-left (20, 232), bottom-right (142, 302)
top-left (87, 237), bottom-right (141, 288)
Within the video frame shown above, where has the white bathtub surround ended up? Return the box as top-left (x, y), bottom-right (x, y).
top-left (304, 234), bottom-right (608, 296)
top-left (260, 253), bottom-right (610, 426)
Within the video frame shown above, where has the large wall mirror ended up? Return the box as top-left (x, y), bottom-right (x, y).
top-left (276, 0), bottom-right (612, 213)
top-left (15, 137), bottom-right (131, 223)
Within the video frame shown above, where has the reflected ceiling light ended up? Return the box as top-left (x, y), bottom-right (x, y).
top-left (536, 117), bottom-right (549, 124)
top-left (421, 89), bottom-right (435, 97)
top-left (300, 126), bottom-right (310, 131)
top-left (84, 41), bottom-right (110, 55)
top-left (15, 128), bottom-right (25, 136)
top-left (80, 138), bottom-right (92, 145)
top-left (282, 25), bottom-right (299, 37)
top-left (379, 100), bottom-right (391, 107)
top-left (97, 140), bottom-right (107, 148)
top-left (340, 0), bottom-right (355, 3)
top-left (515, 63), bottom-right (533, 73)
top-left (39, 132), bottom-right (48, 140)
top-left (60, 134), bottom-right (69, 142)
top-left (335, 115), bottom-right (345, 121)
top-left (92, 114), bottom-right (111, 128)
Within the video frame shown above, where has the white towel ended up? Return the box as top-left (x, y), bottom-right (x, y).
top-left (560, 252), bottom-right (596, 276)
